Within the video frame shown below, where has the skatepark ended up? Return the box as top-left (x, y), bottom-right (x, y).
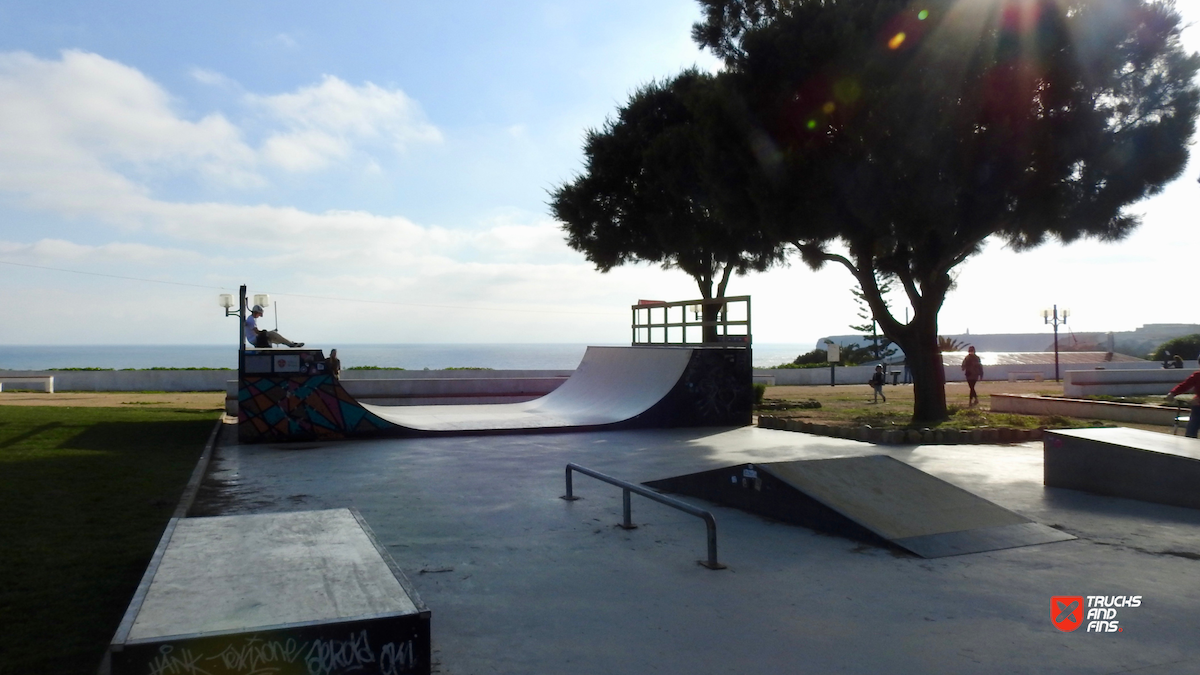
top-left (180, 420), bottom-right (1200, 674)
top-left (88, 294), bottom-right (1198, 673)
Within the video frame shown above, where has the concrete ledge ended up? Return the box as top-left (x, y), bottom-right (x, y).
top-left (1064, 368), bottom-right (1191, 397)
top-left (1044, 428), bottom-right (1200, 509)
top-left (106, 509), bottom-right (431, 675)
top-left (1007, 371), bottom-right (1044, 382)
top-left (990, 393), bottom-right (1179, 426)
top-left (0, 376), bottom-right (54, 393)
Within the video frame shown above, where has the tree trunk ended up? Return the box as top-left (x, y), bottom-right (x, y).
top-left (697, 262), bottom-right (732, 344)
top-left (899, 310), bottom-right (947, 424)
top-left (809, 246), bottom-right (951, 424)
top-left (702, 302), bottom-right (721, 343)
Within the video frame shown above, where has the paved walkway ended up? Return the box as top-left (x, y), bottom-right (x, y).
top-left (203, 425), bottom-right (1200, 674)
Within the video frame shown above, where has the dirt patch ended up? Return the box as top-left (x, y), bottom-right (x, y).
top-left (0, 391), bottom-right (223, 409)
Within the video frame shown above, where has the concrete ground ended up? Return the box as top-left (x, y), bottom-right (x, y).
top-left (199, 424), bottom-right (1200, 675)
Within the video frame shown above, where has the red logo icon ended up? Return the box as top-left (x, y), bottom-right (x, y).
top-left (1052, 596), bottom-right (1084, 632)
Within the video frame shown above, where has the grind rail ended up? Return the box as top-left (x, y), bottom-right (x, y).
top-left (561, 463), bottom-right (726, 570)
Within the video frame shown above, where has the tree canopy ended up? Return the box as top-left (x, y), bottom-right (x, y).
top-left (550, 70), bottom-right (783, 302)
top-left (695, 0), bottom-right (1199, 421)
top-left (1152, 334), bottom-right (1200, 362)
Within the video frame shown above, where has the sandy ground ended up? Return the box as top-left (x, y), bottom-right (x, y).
top-left (0, 391), bottom-right (224, 409)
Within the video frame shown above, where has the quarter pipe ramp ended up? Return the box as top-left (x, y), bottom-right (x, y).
top-left (238, 346), bottom-right (751, 442)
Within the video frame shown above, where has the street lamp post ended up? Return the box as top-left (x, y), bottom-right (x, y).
top-left (1042, 305), bottom-right (1070, 382)
top-left (220, 286), bottom-right (270, 379)
top-left (218, 285), bottom-right (248, 354)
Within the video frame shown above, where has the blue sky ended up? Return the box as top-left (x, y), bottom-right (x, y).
top-left (0, 1), bottom-right (1197, 347)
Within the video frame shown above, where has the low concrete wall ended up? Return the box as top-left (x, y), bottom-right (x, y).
top-left (1063, 368), bottom-right (1192, 397)
top-left (758, 360), bottom-right (1163, 387)
top-left (0, 368), bottom-right (574, 393)
top-left (0, 369), bottom-right (233, 391)
top-left (340, 369), bottom-right (574, 381)
top-left (224, 371), bottom-right (573, 415)
top-left (756, 365), bottom-right (877, 386)
top-left (990, 394), bottom-right (1180, 426)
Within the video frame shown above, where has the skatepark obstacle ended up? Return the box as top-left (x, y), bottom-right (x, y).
top-left (1044, 427), bottom-right (1200, 509)
top-left (238, 345), bottom-right (752, 443)
top-left (562, 463), bottom-right (725, 570)
top-left (646, 456), bottom-right (1075, 558)
top-left (106, 509), bottom-right (431, 675)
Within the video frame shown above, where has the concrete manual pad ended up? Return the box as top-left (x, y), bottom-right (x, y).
top-left (1045, 427), bottom-right (1200, 509)
top-left (108, 508), bottom-right (431, 675)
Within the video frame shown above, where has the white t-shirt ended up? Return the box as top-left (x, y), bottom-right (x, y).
top-left (244, 314), bottom-right (259, 344)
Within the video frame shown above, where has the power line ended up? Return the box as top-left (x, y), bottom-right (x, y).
top-left (0, 258), bottom-right (229, 290)
top-left (0, 258), bottom-right (624, 316)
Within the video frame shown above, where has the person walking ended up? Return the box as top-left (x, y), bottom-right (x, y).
top-left (1166, 360), bottom-right (1200, 438)
top-left (961, 346), bottom-right (984, 407)
top-left (869, 365), bottom-right (887, 403)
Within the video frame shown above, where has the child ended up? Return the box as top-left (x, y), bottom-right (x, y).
top-left (870, 365), bottom-right (887, 403)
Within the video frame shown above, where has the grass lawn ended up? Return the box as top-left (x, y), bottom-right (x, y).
top-left (759, 380), bottom-right (1176, 433)
top-left (0, 406), bottom-right (218, 675)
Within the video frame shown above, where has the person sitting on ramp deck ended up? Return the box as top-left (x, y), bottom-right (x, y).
top-left (245, 305), bottom-right (304, 348)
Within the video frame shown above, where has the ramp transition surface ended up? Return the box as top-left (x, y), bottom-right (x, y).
top-left (360, 346), bottom-right (694, 432)
top-left (646, 455), bottom-right (1075, 558)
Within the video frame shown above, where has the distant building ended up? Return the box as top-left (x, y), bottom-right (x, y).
top-left (815, 324), bottom-right (1200, 361)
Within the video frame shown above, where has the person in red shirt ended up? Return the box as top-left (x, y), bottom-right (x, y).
top-left (1166, 364), bottom-right (1200, 438)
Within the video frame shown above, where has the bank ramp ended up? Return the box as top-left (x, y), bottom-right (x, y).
top-left (646, 455), bottom-right (1074, 558)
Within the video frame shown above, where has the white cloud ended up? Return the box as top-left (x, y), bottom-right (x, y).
top-left (269, 33), bottom-right (300, 50)
top-left (0, 238), bottom-right (213, 266)
top-left (0, 50), bottom-right (262, 199)
top-left (249, 75), bottom-right (442, 171)
top-left (190, 67), bottom-right (236, 88)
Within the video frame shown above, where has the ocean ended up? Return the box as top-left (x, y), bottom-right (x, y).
top-left (0, 343), bottom-right (809, 371)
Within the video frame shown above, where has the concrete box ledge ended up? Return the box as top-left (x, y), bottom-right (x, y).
top-left (990, 393), bottom-right (1180, 426)
top-left (1063, 368), bottom-right (1191, 397)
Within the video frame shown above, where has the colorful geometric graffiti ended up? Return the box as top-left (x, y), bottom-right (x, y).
top-left (239, 374), bottom-right (393, 443)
